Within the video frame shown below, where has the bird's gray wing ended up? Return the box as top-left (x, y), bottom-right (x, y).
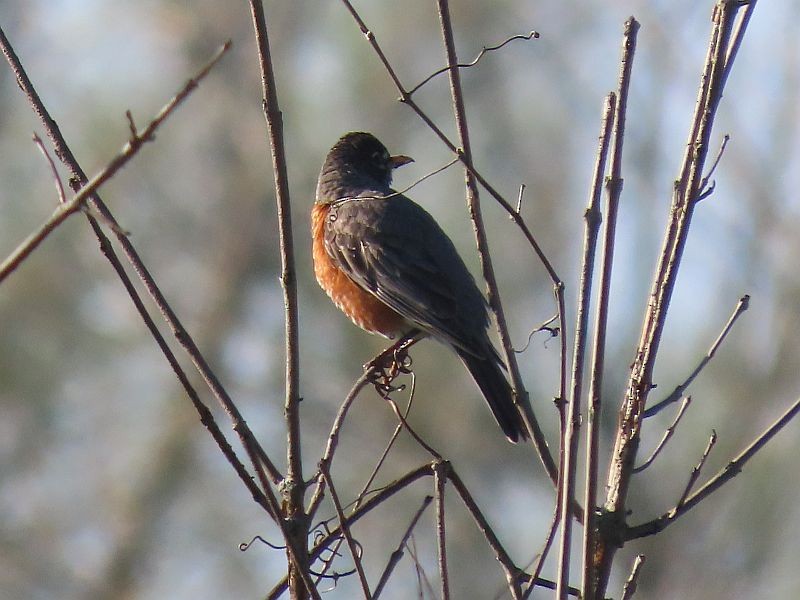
top-left (323, 194), bottom-right (489, 355)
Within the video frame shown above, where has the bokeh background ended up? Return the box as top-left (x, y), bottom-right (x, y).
top-left (1, 1), bottom-right (798, 598)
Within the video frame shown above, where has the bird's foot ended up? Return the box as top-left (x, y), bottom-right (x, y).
top-left (364, 338), bottom-right (415, 398)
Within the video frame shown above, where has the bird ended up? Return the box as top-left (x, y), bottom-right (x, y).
top-left (312, 131), bottom-right (528, 443)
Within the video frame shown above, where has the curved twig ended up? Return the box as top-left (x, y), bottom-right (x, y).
top-left (408, 30), bottom-right (540, 94)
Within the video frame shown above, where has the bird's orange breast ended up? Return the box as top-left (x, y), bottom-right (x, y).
top-left (312, 203), bottom-right (406, 338)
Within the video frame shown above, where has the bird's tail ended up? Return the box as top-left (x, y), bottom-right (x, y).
top-left (456, 349), bottom-right (528, 443)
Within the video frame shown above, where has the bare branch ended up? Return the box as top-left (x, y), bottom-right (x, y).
top-left (620, 555), bottom-right (646, 600)
top-left (627, 393), bottom-right (800, 540)
top-left (319, 465), bottom-right (371, 597)
top-left (644, 295), bottom-right (749, 418)
top-left (384, 395), bottom-right (442, 459)
top-left (557, 69), bottom-right (622, 600)
top-left (0, 42), bottom-right (231, 284)
top-left (246, 0), bottom-right (302, 499)
top-left (32, 133), bottom-right (66, 204)
top-left (597, 3), bottom-right (754, 594)
top-left (448, 469), bottom-right (523, 599)
top-left (433, 461), bottom-right (451, 600)
top-left (581, 88), bottom-right (621, 599)
top-left (697, 133), bottom-right (731, 200)
top-left (307, 371), bottom-right (372, 518)
top-left (373, 495), bottom-right (433, 599)
top-left (433, 0), bottom-right (559, 488)
top-left (675, 429), bottom-right (718, 509)
top-left (633, 396), bottom-right (692, 473)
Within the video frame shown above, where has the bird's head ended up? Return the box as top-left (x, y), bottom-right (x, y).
top-left (318, 132), bottom-right (413, 198)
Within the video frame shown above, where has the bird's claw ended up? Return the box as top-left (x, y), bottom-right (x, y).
top-left (365, 346), bottom-right (413, 398)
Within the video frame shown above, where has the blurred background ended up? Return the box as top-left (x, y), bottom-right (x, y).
top-left (1, 1), bottom-right (798, 598)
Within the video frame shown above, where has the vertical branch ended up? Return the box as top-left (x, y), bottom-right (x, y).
top-left (582, 17), bottom-right (637, 599)
top-left (577, 91), bottom-right (619, 600)
top-left (555, 78), bottom-right (618, 600)
top-left (434, 0), bottom-right (556, 481)
top-left (434, 461), bottom-right (451, 600)
top-left (246, 0), bottom-right (301, 485)
top-left (247, 1), bottom-right (305, 597)
top-left (596, 3), bottom-right (750, 596)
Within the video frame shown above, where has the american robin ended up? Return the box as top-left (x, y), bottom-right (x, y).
top-left (312, 131), bottom-right (527, 443)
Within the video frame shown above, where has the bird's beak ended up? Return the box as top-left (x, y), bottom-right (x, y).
top-left (389, 154), bottom-right (414, 169)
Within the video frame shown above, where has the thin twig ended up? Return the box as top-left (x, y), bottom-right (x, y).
top-left (373, 495), bottom-right (433, 599)
top-left (406, 535), bottom-right (439, 598)
top-left (313, 373), bottom-right (418, 582)
top-left (515, 183), bottom-right (526, 214)
top-left (269, 465), bottom-right (435, 598)
top-left (448, 469), bottom-right (522, 599)
top-left (387, 156), bottom-right (460, 198)
top-left (384, 396), bottom-right (442, 459)
top-left (675, 429), bottom-right (718, 509)
top-left (720, 0), bottom-right (758, 90)
top-left (697, 133), bottom-right (730, 200)
top-left (644, 295), bottom-right (749, 418)
top-left (626, 393), bottom-right (800, 540)
top-left (32, 133), bottom-right (66, 204)
top-left (0, 43), bottom-right (229, 284)
top-left (514, 313), bottom-right (560, 354)
top-left (433, 461), bottom-right (451, 600)
top-left (521, 503), bottom-right (561, 600)
top-left (355, 373), bottom-right (416, 508)
top-left (307, 370), bottom-right (371, 518)
top-left (320, 465), bottom-right (371, 598)
top-left (633, 396), bottom-right (692, 473)
top-left (408, 30), bottom-right (540, 94)
top-left (620, 555), bottom-right (646, 600)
